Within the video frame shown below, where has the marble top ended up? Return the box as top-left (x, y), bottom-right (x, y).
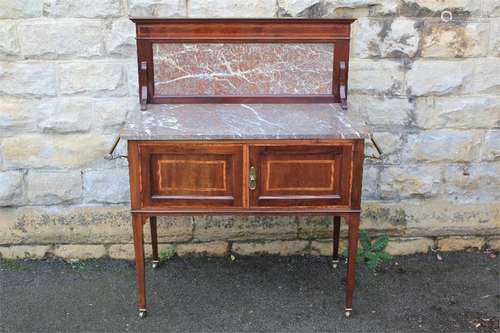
top-left (120, 104), bottom-right (370, 140)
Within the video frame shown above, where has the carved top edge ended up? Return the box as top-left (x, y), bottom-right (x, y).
top-left (130, 18), bottom-right (356, 24)
top-left (132, 18), bottom-right (355, 40)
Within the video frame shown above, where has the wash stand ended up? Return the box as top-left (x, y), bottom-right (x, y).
top-left (119, 18), bottom-right (369, 319)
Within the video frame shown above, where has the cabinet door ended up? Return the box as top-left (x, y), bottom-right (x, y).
top-left (249, 144), bottom-right (353, 207)
top-left (139, 143), bottom-right (243, 208)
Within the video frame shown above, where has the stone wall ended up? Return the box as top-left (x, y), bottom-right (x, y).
top-left (0, 0), bottom-right (499, 259)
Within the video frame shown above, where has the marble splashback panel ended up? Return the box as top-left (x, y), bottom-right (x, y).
top-left (153, 43), bottom-right (334, 96)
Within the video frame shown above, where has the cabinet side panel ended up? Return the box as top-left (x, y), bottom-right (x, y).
top-left (350, 139), bottom-right (364, 210)
top-left (127, 141), bottom-right (142, 210)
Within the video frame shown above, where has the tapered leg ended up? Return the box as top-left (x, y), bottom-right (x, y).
top-left (332, 216), bottom-right (341, 268)
top-left (132, 214), bottom-right (147, 318)
top-left (345, 213), bottom-right (360, 318)
top-left (150, 216), bottom-right (159, 269)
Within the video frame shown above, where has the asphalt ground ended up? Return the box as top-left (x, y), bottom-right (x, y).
top-left (0, 252), bottom-right (498, 332)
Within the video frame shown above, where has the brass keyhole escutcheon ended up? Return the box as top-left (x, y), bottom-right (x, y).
top-left (249, 166), bottom-right (257, 190)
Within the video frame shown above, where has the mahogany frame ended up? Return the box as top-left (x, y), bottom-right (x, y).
top-left (132, 18), bottom-right (354, 106)
top-left (128, 18), bottom-right (362, 320)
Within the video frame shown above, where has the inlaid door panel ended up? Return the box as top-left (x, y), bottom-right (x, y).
top-left (249, 145), bottom-right (353, 207)
top-left (139, 144), bottom-right (243, 207)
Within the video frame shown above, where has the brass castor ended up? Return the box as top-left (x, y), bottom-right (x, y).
top-left (344, 309), bottom-right (352, 318)
top-left (152, 260), bottom-right (160, 269)
top-left (139, 309), bottom-right (147, 318)
top-left (332, 260), bottom-right (339, 269)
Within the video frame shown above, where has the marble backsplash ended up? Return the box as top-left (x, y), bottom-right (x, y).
top-left (153, 43), bottom-right (334, 96)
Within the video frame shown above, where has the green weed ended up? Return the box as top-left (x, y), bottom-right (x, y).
top-left (342, 230), bottom-right (393, 269)
top-left (159, 245), bottom-right (176, 262)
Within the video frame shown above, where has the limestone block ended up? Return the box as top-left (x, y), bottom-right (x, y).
top-left (44, 0), bottom-right (123, 18)
top-left (367, 0), bottom-right (399, 16)
top-left (59, 62), bottom-right (126, 96)
top-left (0, 63), bottom-right (57, 97)
top-left (415, 96), bottom-right (500, 129)
top-left (105, 243), bottom-right (148, 259)
top-left (0, 245), bottom-right (51, 259)
top-left (363, 199), bottom-right (499, 237)
top-left (108, 243), bottom-right (159, 260)
top-left (399, 0), bottom-right (481, 18)
top-left (189, 0), bottom-right (276, 18)
top-left (408, 200), bottom-right (499, 236)
top-left (293, 0), bottom-right (398, 17)
top-left (438, 236), bottom-right (485, 251)
top-left (361, 202), bottom-right (409, 232)
top-left (380, 165), bottom-right (443, 199)
top-left (109, 241), bottom-right (227, 259)
top-left (296, 216), bottom-right (348, 240)
top-left (0, 203), bottom-right (497, 248)
top-left (406, 60), bottom-right (473, 96)
top-left (422, 22), bottom-right (489, 58)
top-left (193, 216), bottom-right (297, 241)
top-left (480, 131), bottom-right (500, 161)
top-left (52, 244), bottom-right (107, 259)
top-left (349, 0), bottom-right (399, 16)
top-left (310, 239), bottom-right (347, 256)
top-left (146, 216), bottom-right (193, 242)
top-left (445, 163), bottom-right (500, 202)
top-left (93, 97), bottom-right (138, 133)
top-left (490, 19), bottom-right (500, 56)
top-left (298, 216), bottom-right (333, 239)
top-left (105, 19), bottom-right (136, 57)
top-left (349, 59), bottom-right (404, 95)
top-left (404, 130), bottom-right (482, 162)
top-left (482, 0), bottom-right (500, 17)
top-left (0, 170), bottom-right (24, 206)
top-left (277, 0), bottom-right (399, 17)
top-left (277, 0), bottom-right (319, 16)
top-left (0, 0), bottom-right (42, 18)
top-left (0, 206), bottom-right (132, 245)
top-left (108, 244), bottom-right (136, 259)
top-left (348, 95), bottom-right (412, 126)
top-left (127, 0), bottom-right (187, 17)
top-left (1, 97), bottom-right (125, 137)
top-left (176, 241), bottom-right (229, 256)
top-left (362, 165), bottom-right (380, 198)
top-left (232, 240), bottom-right (309, 256)
top-left (4, 135), bottom-right (48, 168)
top-left (352, 17), bottom-right (420, 58)
top-left (332, 1), bottom-right (395, 9)
top-left (37, 98), bottom-right (93, 134)
top-left (368, 132), bottom-right (404, 164)
top-left (83, 168), bottom-right (130, 204)
top-left (384, 237), bottom-right (434, 255)
top-left (1, 134), bottom-right (107, 169)
top-left (26, 170), bottom-right (82, 205)
top-left (372, 132), bottom-right (403, 155)
top-left (0, 22), bottom-right (19, 56)
top-left (465, 58), bottom-right (500, 94)
top-left (18, 20), bottom-right (104, 59)
top-left (0, 98), bottom-right (38, 135)
top-left (126, 61), bottom-right (139, 97)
